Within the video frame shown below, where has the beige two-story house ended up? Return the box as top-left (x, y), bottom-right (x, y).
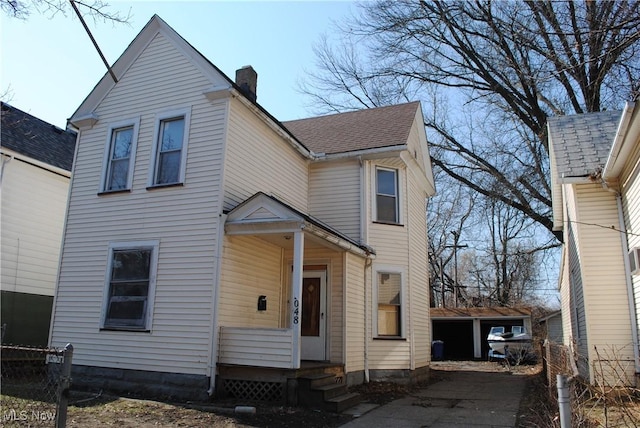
top-left (1, 102), bottom-right (76, 346)
top-left (49, 15), bottom-right (435, 405)
top-left (548, 101), bottom-right (640, 386)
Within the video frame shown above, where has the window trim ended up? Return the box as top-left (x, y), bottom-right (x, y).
top-left (99, 118), bottom-right (140, 193)
top-left (148, 107), bottom-right (191, 188)
top-left (373, 165), bottom-right (402, 225)
top-left (373, 266), bottom-right (406, 339)
top-left (100, 240), bottom-right (160, 332)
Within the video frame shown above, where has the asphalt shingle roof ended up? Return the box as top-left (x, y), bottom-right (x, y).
top-left (1, 102), bottom-right (76, 171)
top-left (283, 102), bottom-right (420, 155)
top-left (548, 110), bottom-right (621, 178)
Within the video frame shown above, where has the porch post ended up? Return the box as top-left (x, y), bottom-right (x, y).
top-left (291, 230), bottom-right (304, 369)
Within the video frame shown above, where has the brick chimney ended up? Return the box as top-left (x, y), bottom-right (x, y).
top-left (235, 65), bottom-right (257, 102)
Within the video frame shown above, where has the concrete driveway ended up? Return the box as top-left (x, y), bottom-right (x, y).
top-left (342, 362), bottom-right (530, 428)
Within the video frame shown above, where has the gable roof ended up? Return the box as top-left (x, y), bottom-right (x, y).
top-left (283, 102), bottom-right (420, 155)
top-left (548, 110), bottom-right (621, 179)
top-left (69, 15), bottom-right (311, 157)
top-left (226, 192), bottom-right (375, 257)
top-left (1, 102), bottom-right (76, 171)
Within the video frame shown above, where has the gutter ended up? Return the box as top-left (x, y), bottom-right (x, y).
top-left (314, 145), bottom-right (406, 162)
top-left (603, 102), bottom-right (635, 181)
top-left (208, 213), bottom-right (227, 396)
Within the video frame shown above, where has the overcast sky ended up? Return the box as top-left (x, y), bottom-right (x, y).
top-left (1, 0), bottom-right (355, 128)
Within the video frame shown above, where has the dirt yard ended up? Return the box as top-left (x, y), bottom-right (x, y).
top-left (29, 360), bottom-right (637, 427)
top-left (61, 361), bottom-right (535, 427)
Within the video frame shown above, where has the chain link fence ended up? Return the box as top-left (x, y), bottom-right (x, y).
top-left (1, 343), bottom-right (73, 427)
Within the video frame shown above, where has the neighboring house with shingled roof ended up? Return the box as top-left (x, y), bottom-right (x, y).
top-left (48, 15), bottom-right (436, 407)
top-left (548, 103), bottom-right (640, 386)
top-left (1, 102), bottom-right (76, 346)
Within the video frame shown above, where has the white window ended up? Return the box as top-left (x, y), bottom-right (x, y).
top-left (375, 167), bottom-right (400, 224)
top-left (101, 119), bottom-right (139, 192)
top-left (101, 241), bottom-right (159, 331)
top-left (376, 271), bottom-right (403, 337)
top-left (149, 108), bottom-right (191, 187)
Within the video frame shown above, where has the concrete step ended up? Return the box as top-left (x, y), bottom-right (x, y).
top-left (313, 382), bottom-right (349, 400)
top-left (301, 373), bottom-right (337, 389)
top-left (324, 392), bottom-right (362, 413)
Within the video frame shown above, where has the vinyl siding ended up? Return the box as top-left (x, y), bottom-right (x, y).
top-left (367, 158), bottom-right (411, 369)
top-left (309, 160), bottom-right (361, 241)
top-left (559, 252), bottom-right (574, 346)
top-left (224, 99), bottom-right (308, 213)
top-left (50, 32), bottom-right (225, 375)
top-left (218, 235), bottom-right (283, 328)
top-left (566, 207), bottom-right (589, 375)
top-left (573, 183), bottom-right (635, 383)
top-left (1, 160), bottom-right (69, 296)
top-left (344, 252), bottom-right (365, 373)
top-left (405, 109), bottom-right (434, 194)
top-left (620, 135), bottom-right (640, 340)
top-left (407, 168), bottom-right (430, 368)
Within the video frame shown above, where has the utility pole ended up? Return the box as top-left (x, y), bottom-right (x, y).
top-left (446, 231), bottom-right (468, 308)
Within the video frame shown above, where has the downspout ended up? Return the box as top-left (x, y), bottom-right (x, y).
top-left (614, 193), bottom-right (640, 376)
top-left (208, 213), bottom-right (227, 396)
top-left (0, 153), bottom-right (14, 185)
top-left (364, 257), bottom-right (372, 383)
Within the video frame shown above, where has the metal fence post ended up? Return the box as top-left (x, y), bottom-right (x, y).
top-left (557, 374), bottom-right (571, 428)
top-left (56, 343), bottom-right (73, 428)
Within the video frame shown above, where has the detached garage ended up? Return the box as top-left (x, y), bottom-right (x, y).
top-left (431, 308), bottom-right (532, 360)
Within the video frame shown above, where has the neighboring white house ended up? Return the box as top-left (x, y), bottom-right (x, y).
top-left (49, 15), bottom-right (436, 404)
top-left (548, 101), bottom-right (640, 386)
top-left (1, 102), bottom-right (76, 346)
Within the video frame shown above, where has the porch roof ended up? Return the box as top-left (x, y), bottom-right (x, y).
top-left (225, 192), bottom-right (375, 258)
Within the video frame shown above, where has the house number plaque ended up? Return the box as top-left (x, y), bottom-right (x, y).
top-left (292, 297), bottom-right (300, 324)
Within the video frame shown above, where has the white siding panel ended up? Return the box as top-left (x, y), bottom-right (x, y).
top-left (218, 235), bottom-right (283, 328)
top-left (344, 252), bottom-right (365, 373)
top-left (366, 158), bottom-right (415, 370)
top-left (574, 183), bottom-right (636, 383)
top-left (309, 160), bottom-right (361, 241)
top-left (1, 161), bottom-right (69, 296)
top-left (407, 170), bottom-right (430, 367)
top-left (224, 99), bottom-right (308, 213)
top-left (219, 327), bottom-right (293, 368)
top-left (50, 33), bottom-right (226, 375)
top-left (620, 138), bottom-right (640, 340)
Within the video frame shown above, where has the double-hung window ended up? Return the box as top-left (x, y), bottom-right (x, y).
top-left (101, 119), bottom-right (139, 192)
top-left (376, 271), bottom-right (402, 337)
top-left (375, 167), bottom-right (399, 224)
top-left (102, 241), bottom-right (159, 331)
top-left (149, 108), bottom-right (191, 187)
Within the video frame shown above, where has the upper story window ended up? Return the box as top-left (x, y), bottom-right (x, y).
top-left (375, 167), bottom-right (399, 224)
top-left (101, 119), bottom-right (140, 192)
top-left (101, 241), bottom-right (159, 331)
top-left (149, 108), bottom-right (191, 187)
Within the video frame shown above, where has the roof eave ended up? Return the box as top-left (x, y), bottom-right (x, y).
top-left (603, 101), bottom-right (637, 181)
top-left (315, 145), bottom-right (406, 161)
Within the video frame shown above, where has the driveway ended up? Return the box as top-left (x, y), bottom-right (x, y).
top-left (342, 362), bottom-right (530, 428)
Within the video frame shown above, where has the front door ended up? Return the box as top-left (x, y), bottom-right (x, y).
top-left (300, 271), bottom-right (327, 361)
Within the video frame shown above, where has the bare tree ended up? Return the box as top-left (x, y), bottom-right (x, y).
top-left (1, 0), bottom-right (130, 24)
top-left (301, 0), bottom-right (640, 237)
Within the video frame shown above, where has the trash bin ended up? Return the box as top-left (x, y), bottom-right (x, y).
top-left (432, 340), bottom-right (444, 360)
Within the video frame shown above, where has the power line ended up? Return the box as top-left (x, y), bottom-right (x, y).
top-left (566, 220), bottom-right (640, 237)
